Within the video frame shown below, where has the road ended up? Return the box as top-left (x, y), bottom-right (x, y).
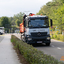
top-left (35, 39), bottom-right (64, 62)
top-left (14, 33), bottom-right (64, 62)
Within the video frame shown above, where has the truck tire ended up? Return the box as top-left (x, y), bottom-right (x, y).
top-left (22, 35), bottom-right (26, 42)
top-left (1, 33), bottom-right (3, 35)
top-left (0, 32), bottom-right (1, 35)
top-left (46, 43), bottom-right (50, 46)
top-left (21, 35), bottom-right (22, 40)
top-left (21, 33), bottom-right (25, 41)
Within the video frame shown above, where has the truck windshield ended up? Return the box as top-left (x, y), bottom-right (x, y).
top-left (28, 19), bottom-right (49, 28)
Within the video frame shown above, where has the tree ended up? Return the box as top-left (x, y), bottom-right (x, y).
top-left (37, 0), bottom-right (64, 33)
top-left (54, 5), bottom-right (64, 31)
top-left (13, 12), bottom-right (25, 27)
top-left (0, 17), bottom-right (11, 28)
top-left (15, 19), bottom-right (21, 27)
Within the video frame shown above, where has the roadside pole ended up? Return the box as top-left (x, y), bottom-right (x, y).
top-left (62, 31), bottom-right (64, 42)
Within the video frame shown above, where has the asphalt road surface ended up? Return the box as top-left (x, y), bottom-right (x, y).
top-left (35, 39), bottom-right (64, 62)
top-left (14, 33), bottom-right (64, 62)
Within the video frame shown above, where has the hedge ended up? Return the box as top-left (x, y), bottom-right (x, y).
top-left (11, 35), bottom-right (64, 64)
top-left (51, 34), bottom-right (64, 41)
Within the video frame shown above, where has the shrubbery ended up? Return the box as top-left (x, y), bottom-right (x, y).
top-left (51, 34), bottom-right (64, 41)
top-left (11, 35), bottom-right (63, 64)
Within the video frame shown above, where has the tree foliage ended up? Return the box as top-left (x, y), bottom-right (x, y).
top-left (37, 0), bottom-right (64, 31)
top-left (0, 12), bottom-right (24, 33)
top-left (12, 12), bottom-right (24, 27)
top-left (9, 12), bottom-right (24, 28)
top-left (0, 17), bottom-right (11, 28)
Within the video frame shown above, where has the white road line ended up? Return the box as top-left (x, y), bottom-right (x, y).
top-left (57, 47), bottom-right (61, 49)
top-left (51, 45), bottom-right (55, 47)
top-left (51, 45), bottom-right (61, 50)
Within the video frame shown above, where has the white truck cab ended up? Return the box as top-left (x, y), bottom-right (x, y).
top-left (21, 15), bottom-right (52, 46)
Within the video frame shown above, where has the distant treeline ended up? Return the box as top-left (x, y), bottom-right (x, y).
top-left (0, 12), bottom-right (24, 33)
top-left (0, 12), bottom-right (24, 28)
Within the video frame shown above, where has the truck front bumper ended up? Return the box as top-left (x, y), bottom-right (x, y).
top-left (25, 35), bottom-right (51, 44)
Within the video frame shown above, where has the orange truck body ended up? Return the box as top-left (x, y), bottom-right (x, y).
top-left (20, 13), bottom-right (35, 33)
top-left (20, 23), bottom-right (24, 33)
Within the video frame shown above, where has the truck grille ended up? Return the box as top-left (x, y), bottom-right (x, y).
top-left (31, 32), bottom-right (47, 37)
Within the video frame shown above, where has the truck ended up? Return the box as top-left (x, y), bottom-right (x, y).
top-left (0, 27), bottom-right (4, 35)
top-left (20, 13), bottom-right (52, 46)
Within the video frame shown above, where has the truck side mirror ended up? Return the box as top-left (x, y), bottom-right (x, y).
top-left (50, 19), bottom-right (53, 27)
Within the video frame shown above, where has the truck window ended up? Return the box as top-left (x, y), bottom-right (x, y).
top-left (25, 19), bottom-right (28, 27)
top-left (28, 19), bottom-right (49, 28)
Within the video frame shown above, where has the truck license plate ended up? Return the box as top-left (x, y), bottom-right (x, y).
top-left (37, 41), bottom-right (42, 43)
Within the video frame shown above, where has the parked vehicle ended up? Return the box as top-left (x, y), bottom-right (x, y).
top-left (20, 13), bottom-right (52, 46)
top-left (0, 27), bottom-right (4, 35)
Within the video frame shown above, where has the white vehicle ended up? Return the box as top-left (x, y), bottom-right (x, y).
top-left (0, 27), bottom-right (4, 35)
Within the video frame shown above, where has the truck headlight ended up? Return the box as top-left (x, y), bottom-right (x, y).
top-left (28, 38), bottom-right (32, 40)
top-left (27, 35), bottom-right (30, 37)
top-left (27, 35), bottom-right (29, 37)
top-left (47, 37), bottom-right (50, 40)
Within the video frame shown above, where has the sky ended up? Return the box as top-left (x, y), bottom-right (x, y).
top-left (0, 0), bottom-right (52, 17)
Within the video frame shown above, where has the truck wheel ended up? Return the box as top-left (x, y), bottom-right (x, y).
top-left (1, 33), bottom-right (2, 35)
top-left (0, 32), bottom-right (1, 35)
top-left (46, 43), bottom-right (50, 46)
top-left (21, 35), bottom-right (22, 40)
top-left (22, 36), bottom-right (26, 42)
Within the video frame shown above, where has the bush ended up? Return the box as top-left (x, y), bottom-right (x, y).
top-left (53, 34), bottom-right (57, 39)
top-left (50, 34), bottom-right (64, 42)
top-left (11, 35), bottom-right (63, 64)
top-left (60, 35), bottom-right (64, 41)
top-left (56, 35), bottom-right (60, 40)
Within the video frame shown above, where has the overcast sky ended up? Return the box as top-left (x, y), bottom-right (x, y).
top-left (0, 0), bottom-right (52, 17)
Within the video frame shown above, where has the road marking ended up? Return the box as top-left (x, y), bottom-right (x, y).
top-left (51, 45), bottom-right (55, 47)
top-left (51, 45), bottom-right (61, 50)
top-left (57, 47), bottom-right (61, 49)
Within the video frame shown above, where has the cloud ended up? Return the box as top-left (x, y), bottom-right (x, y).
top-left (0, 0), bottom-right (52, 17)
